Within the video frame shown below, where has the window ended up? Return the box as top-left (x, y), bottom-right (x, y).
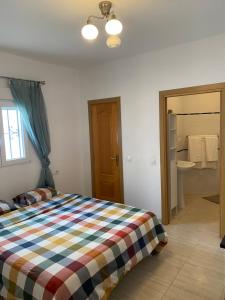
top-left (0, 102), bottom-right (29, 166)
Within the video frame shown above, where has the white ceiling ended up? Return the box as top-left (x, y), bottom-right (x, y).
top-left (0, 0), bottom-right (225, 68)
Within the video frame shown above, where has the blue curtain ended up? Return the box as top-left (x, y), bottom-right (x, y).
top-left (9, 79), bottom-right (55, 188)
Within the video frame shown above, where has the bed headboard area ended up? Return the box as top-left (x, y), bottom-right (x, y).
top-left (0, 155), bottom-right (40, 201)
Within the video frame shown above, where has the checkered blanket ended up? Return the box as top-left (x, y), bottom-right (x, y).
top-left (0, 194), bottom-right (167, 300)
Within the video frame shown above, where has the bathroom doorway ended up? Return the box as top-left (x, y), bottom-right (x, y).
top-left (159, 82), bottom-right (225, 237)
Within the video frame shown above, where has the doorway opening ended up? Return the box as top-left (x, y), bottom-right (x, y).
top-left (160, 83), bottom-right (225, 237)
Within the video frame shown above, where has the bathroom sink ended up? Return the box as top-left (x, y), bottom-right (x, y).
top-left (177, 160), bottom-right (196, 171)
top-left (177, 160), bottom-right (196, 210)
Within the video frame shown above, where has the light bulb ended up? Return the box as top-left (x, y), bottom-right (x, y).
top-left (81, 23), bottom-right (99, 40)
top-left (105, 18), bottom-right (123, 35)
top-left (106, 35), bottom-right (121, 48)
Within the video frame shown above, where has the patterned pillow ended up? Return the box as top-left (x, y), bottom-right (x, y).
top-left (0, 200), bottom-right (17, 215)
top-left (13, 187), bottom-right (58, 207)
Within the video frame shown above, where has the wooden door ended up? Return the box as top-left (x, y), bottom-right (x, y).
top-left (88, 98), bottom-right (124, 203)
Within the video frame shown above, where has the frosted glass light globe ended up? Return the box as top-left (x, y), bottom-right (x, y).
top-left (81, 24), bottom-right (99, 40)
top-left (106, 35), bottom-right (121, 48)
top-left (105, 19), bottom-right (123, 35)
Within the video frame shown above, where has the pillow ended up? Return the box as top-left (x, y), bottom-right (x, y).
top-left (0, 200), bottom-right (17, 215)
top-left (13, 187), bottom-right (58, 207)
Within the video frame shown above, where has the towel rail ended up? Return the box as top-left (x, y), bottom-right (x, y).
top-left (176, 112), bottom-right (220, 115)
top-left (186, 134), bottom-right (219, 138)
top-left (177, 148), bottom-right (220, 153)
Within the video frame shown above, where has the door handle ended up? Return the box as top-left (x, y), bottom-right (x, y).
top-left (111, 155), bottom-right (119, 166)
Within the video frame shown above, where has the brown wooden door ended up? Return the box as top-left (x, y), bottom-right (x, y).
top-left (88, 98), bottom-right (124, 203)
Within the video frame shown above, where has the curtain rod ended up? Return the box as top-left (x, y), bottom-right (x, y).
top-left (0, 75), bottom-right (46, 85)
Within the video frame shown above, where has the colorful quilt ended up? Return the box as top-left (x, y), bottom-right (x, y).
top-left (0, 194), bottom-right (167, 300)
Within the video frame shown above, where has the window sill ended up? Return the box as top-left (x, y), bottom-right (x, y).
top-left (1, 159), bottom-right (31, 168)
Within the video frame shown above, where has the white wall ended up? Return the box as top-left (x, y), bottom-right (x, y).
top-left (168, 93), bottom-right (220, 114)
top-left (2, 32), bottom-right (225, 215)
top-left (80, 33), bottom-right (225, 218)
top-left (0, 52), bottom-right (84, 201)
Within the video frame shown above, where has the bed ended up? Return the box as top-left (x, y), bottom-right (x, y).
top-left (0, 193), bottom-right (167, 300)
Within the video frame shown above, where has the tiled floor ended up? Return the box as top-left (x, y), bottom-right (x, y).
top-left (110, 195), bottom-right (225, 300)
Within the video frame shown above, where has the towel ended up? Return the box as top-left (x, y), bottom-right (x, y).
top-left (188, 135), bottom-right (218, 169)
top-left (188, 136), bottom-right (203, 162)
top-left (205, 135), bottom-right (218, 161)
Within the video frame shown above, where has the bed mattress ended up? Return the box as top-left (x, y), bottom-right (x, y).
top-left (0, 193), bottom-right (167, 300)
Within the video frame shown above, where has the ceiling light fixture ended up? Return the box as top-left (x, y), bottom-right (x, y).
top-left (106, 35), bottom-right (121, 48)
top-left (81, 23), bottom-right (99, 40)
top-left (81, 1), bottom-right (123, 48)
top-left (105, 14), bottom-right (123, 35)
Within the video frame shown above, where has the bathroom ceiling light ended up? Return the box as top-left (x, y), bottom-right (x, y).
top-left (81, 1), bottom-right (123, 48)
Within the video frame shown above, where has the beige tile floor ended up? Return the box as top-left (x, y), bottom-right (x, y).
top-left (110, 195), bottom-right (225, 300)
